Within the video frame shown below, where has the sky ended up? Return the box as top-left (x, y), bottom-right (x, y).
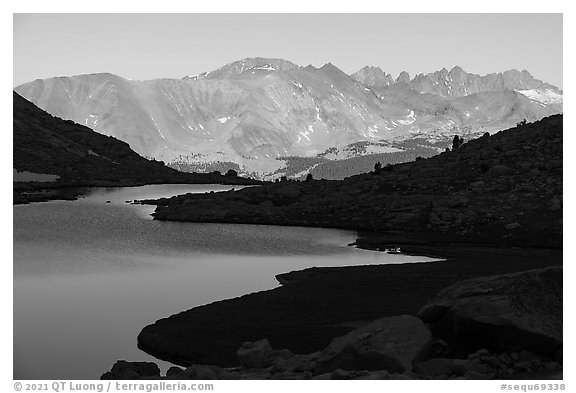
top-left (13, 13), bottom-right (563, 88)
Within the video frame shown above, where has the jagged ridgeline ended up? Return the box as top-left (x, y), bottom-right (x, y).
top-left (15, 58), bottom-right (562, 180)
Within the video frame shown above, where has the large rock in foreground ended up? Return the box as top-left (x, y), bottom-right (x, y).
top-left (100, 360), bottom-right (160, 380)
top-left (236, 339), bottom-right (273, 369)
top-left (315, 315), bottom-right (432, 374)
top-left (418, 266), bottom-right (562, 355)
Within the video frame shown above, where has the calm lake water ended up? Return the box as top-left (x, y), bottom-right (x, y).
top-left (13, 184), bottom-right (437, 380)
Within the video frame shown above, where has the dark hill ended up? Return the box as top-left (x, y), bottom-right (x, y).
top-left (13, 92), bottom-right (260, 203)
top-left (146, 114), bottom-right (562, 248)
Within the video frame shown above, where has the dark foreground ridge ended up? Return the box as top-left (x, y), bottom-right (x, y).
top-left (12, 92), bottom-right (261, 204)
top-left (145, 114), bottom-right (562, 248)
top-left (127, 263), bottom-right (562, 380)
top-left (137, 246), bottom-right (562, 370)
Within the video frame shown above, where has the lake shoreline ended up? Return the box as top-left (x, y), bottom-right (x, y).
top-left (13, 177), bottom-right (262, 205)
top-left (137, 242), bottom-right (562, 368)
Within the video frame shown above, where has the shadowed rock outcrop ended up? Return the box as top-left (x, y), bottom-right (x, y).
top-left (418, 266), bottom-right (562, 355)
top-left (100, 361), bottom-right (160, 380)
top-left (314, 315), bottom-right (432, 374)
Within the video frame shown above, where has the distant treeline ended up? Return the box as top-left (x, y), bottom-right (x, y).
top-left (272, 156), bottom-right (327, 178)
top-left (168, 160), bottom-right (241, 174)
top-left (310, 148), bottom-right (439, 180)
top-left (167, 139), bottom-right (447, 180)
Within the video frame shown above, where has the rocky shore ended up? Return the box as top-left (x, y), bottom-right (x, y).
top-left (133, 245), bottom-right (561, 372)
top-left (103, 265), bottom-right (562, 380)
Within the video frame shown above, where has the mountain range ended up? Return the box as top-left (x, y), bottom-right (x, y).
top-left (15, 57), bottom-right (562, 179)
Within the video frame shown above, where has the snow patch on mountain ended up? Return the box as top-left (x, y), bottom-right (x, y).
top-left (251, 65), bottom-right (277, 71)
top-left (398, 110), bottom-right (416, 125)
top-left (517, 88), bottom-right (563, 105)
top-left (292, 163), bottom-right (321, 179)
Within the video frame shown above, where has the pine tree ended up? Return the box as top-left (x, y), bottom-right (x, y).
top-left (451, 135), bottom-right (464, 151)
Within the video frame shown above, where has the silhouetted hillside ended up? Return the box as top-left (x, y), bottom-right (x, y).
top-left (144, 115), bottom-right (562, 248)
top-left (13, 92), bottom-right (260, 203)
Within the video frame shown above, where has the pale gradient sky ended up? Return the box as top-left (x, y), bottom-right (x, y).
top-left (13, 13), bottom-right (563, 88)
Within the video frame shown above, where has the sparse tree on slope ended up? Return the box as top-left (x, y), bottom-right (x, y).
top-left (452, 135), bottom-right (464, 151)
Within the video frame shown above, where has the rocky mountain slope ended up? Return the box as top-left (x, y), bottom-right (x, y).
top-left (13, 92), bottom-right (259, 203)
top-left (15, 58), bottom-right (562, 179)
top-left (143, 114), bottom-right (562, 248)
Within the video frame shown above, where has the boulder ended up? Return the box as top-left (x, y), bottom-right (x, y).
top-left (463, 370), bottom-right (494, 380)
top-left (418, 266), bottom-right (562, 355)
top-left (178, 364), bottom-right (223, 380)
top-left (166, 366), bottom-right (184, 377)
top-left (354, 370), bottom-right (393, 380)
top-left (272, 371), bottom-right (313, 380)
top-left (237, 339), bottom-right (273, 369)
top-left (326, 369), bottom-right (364, 380)
top-left (100, 360), bottom-right (160, 380)
top-left (414, 358), bottom-right (467, 378)
top-left (232, 369), bottom-right (272, 380)
top-left (315, 315), bottom-right (433, 374)
top-left (505, 222), bottom-right (521, 230)
top-left (311, 369), bottom-right (410, 380)
top-left (268, 352), bottom-right (317, 373)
